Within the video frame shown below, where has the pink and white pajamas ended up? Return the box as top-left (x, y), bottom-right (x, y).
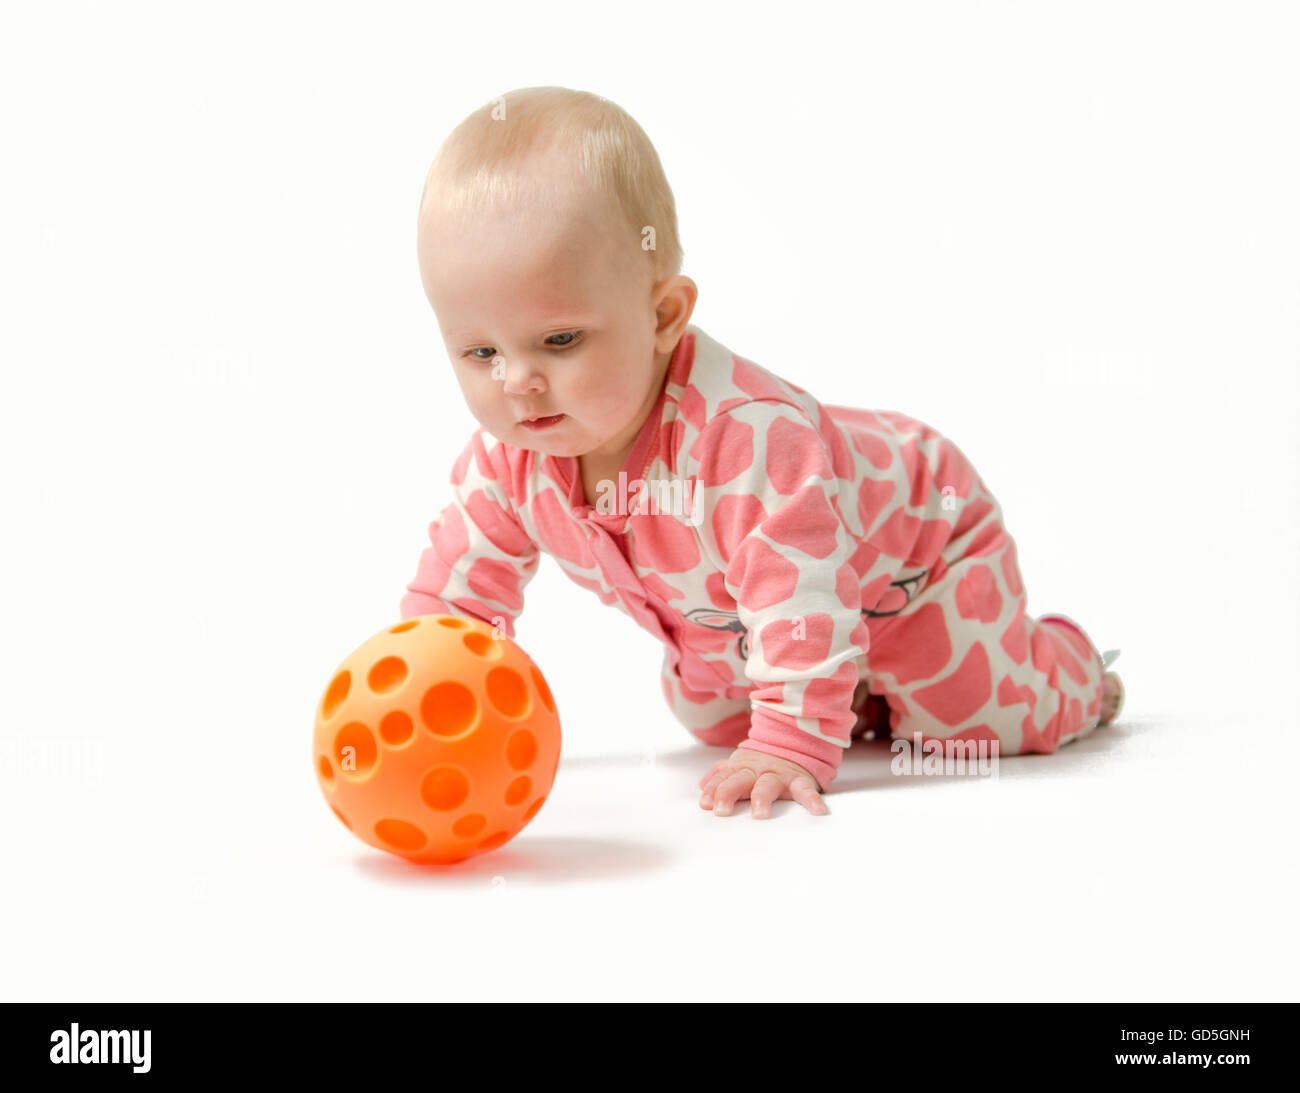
top-left (400, 324), bottom-right (1107, 791)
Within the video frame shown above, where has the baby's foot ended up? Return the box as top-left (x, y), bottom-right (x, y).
top-left (1098, 671), bottom-right (1124, 726)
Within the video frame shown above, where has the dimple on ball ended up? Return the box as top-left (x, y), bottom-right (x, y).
top-left (313, 614), bottom-right (561, 864)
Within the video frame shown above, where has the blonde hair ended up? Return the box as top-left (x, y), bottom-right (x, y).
top-left (417, 86), bottom-right (683, 283)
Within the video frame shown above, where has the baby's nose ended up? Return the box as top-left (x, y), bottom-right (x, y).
top-left (499, 355), bottom-right (546, 394)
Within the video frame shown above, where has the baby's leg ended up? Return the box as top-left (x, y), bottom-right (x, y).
top-left (864, 520), bottom-right (1107, 756)
top-left (659, 646), bottom-right (752, 747)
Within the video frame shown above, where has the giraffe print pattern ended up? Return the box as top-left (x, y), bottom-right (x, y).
top-left (401, 324), bottom-right (1107, 791)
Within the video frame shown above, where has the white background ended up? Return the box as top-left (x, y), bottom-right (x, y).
top-left (1, 0), bottom-right (1296, 1001)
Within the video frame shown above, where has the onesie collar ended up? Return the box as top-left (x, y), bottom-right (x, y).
top-left (559, 328), bottom-right (696, 531)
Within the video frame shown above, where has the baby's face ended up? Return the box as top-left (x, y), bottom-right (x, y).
top-left (418, 192), bottom-right (665, 465)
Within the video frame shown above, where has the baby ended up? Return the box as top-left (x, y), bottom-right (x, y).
top-left (401, 86), bottom-right (1124, 820)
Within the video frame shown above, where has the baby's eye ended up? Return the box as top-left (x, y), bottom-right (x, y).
top-left (463, 332), bottom-right (580, 360)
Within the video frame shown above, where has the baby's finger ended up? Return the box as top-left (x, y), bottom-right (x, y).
top-left (712, 769), bottom-right (757, 816)
top-left (788, 775), bottom-right (829, 816)
top-left (697, 767), bottom-right (731, 807)
top-left (697, 760), bottom-right (731, 790)
top-left (749, 771), bottom-right (785, 820)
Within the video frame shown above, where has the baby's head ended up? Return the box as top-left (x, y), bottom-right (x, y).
top-left (416, 87), bottom-right (697, 463)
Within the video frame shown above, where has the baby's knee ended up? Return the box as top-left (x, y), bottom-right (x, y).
top-left (687, 710), bottom-right (750, 748)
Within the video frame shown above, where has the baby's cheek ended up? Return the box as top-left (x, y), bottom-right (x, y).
top-left (576, 383), bottom-right (638, 432)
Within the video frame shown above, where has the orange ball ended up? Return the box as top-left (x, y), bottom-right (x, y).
top-left (313, 614), bottom-right (561, 864)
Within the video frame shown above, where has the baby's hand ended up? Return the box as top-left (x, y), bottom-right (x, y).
top-left (697, 747), bottom-right (829, 819)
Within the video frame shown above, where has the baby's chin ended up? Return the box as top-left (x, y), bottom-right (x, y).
top-left (486, 420), bottom-right (587, 456)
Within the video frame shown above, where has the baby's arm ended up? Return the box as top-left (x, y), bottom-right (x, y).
top-left (401, 427), bottom-right (539, 638)
top-left (690, 400), bottom-right (872, 794)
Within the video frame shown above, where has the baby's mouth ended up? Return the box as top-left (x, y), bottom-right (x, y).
top-left (519, 414), bottom-right (567, 430)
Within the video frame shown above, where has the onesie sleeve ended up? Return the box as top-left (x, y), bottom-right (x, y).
top-left (688, 400), bottom-right (872, 792)
top-left (399, 428), bottom-right (540, 640)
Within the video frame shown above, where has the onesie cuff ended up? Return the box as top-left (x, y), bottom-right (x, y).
top-left (742, 707), bottom-right (846, 793)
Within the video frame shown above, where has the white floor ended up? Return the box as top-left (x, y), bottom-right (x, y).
top-left (4, 690), bottom-right (1296, 1001)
